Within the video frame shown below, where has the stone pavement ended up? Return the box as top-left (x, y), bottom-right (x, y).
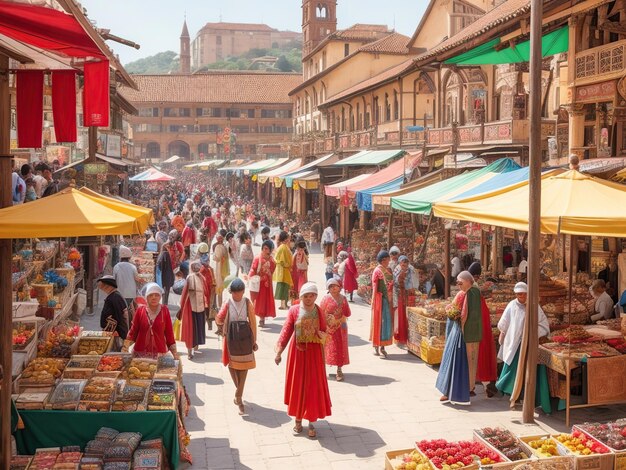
top-left (81, 251), bottom-right (626, 470)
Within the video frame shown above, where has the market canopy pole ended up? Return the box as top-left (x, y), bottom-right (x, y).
top-left (0, 53), bottom-right (12, 470)
top-left (523, 0), bottom-right (543, 424)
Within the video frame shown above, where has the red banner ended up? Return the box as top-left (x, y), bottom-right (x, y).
top-left (52, 70), bottom-right (77, 142)
top-left (83, 59), bottom-right (109, 127)
top-left (16, 69), bottom-right (43, 148)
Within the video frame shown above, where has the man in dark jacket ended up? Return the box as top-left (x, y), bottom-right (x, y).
top-left (97, 275), bottom-right (129, 348)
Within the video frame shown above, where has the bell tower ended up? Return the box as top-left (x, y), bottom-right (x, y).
top-left (302, 0), bottom-right (337, 57)
top-left (180, 18), bottom-right (191, 74)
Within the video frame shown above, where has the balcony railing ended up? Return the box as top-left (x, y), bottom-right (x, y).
top-left (575, 39), bottom-right (626, 81)
top-left (427, 119), bottom-right (556, 146)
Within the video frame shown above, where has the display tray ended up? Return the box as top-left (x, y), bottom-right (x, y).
top-left (384, 448), bottom-right (431, 470)
top-left (518, 435), bottom-right (576, 470)
top-left (46, 379), bottom-right (87, 411)
top-left (472, 429), bottom-right (533, 469)
top-left (15, 387), bottom-right (53, 410)
top-left (551, 435), bottom-right (614, 470)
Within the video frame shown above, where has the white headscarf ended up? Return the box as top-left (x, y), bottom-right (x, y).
top-left (299, 282), bottom-right (318, 297)
top-left (144, 282), bottom-right (164, 297)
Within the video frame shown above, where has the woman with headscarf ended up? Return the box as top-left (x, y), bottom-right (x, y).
top-left (275, 282), bottom-right (332, 439)
top-left (458, 270), bottom-right (484, 397)
top-left (435, 271), bottom-right (480, 405)
top-left (225, 232), bottom-right (240, 276)
top-left (273, 231), bottom-right (294, 310)
top-left (165, 229), bottom-right (185, 271)
top-left (291, 240), bottom-right (309, 297)
top-left (122, 283), bottom-right (177, 359)
top-left (341, 248), bottom-right (358, 302)
top-left (249, 240), bottom-right (276, 327)
top-left (156, 244), bottom-right (175, 306)
top-left (393, 255), bottom-right (419, 346)
top-left (321, 278), bottom-right (351, 381)
top-left (216, 278), bottom-right (257, 415)
top-left (238, 232), bottom-right (254, 276)
top-left (213, 229), bottom-right (230, 306)
top-left (370, 250), bottom-right (394, 358)
top-left (181, 220), bottom-right (197, 258)
top-left (179, 261), bottom-right (208, 359)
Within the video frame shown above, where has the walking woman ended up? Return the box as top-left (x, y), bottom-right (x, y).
top-left (274, 231), bottom-right (294, 310)
top-left (275, 282), bottom-right (332, 439)
top-left (321, 278), bottom-right (351, 382)
top-left (239, 232), bottom-right (254, 276)
top-left (156, 244), bottom-right (175, 306)
top-left (216, 278), bottom-right (258, 415)
top-left (291, 240), bottom-right (309, 297)
top-left (341, 248), bottom-right (358, 302)
top-left (213, 229), bottom-right (230, 306)
top-left (370, 250), bottom-right (394, 358)
top-left (393, 255), bottom-right (419, 347)
top-left (122, 283), bottom-right (178, 359)
top-left (457, 270), bottom-right (483, 396)
top-left (249, 240), bottom-right (276, 327)
top-left (198, 243), bottom-right (217, 331)
top-left (179, 261), bottom-right (208, 359)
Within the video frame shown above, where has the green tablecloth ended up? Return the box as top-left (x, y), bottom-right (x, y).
top-left (14, 410), bottom-right (180, 468)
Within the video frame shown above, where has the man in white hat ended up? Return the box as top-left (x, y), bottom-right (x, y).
top-left (388, 246), bottom-right (401, 271)
top-left (113, 245), bottom-right (144, 309)
top-left (495, 282), bottom-right (551, 411)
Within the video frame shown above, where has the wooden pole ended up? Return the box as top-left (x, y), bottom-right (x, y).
top-left (523, 0), bottom-right (543, 424)
top-left (0, 53), bottom-right (12, 470)
top-left (387, 210), bottom-right (394, 248)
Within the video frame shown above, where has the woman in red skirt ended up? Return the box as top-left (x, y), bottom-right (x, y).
top-left (249, 240), bottom-right (276, 327)
top-left (392, 255), bottom-right (419, 346)
top-left (275, 282), bottom-right (332, 438)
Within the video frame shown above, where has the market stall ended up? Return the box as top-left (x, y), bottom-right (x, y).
top-left (430, 170), bottom-right (626, 425)
top-left (0, 188), bottom-right (191, 468)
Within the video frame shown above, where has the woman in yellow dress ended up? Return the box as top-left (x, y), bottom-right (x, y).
top-left (273, 231), bottom-right (294, 310)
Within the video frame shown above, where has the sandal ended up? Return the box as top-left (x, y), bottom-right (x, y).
top-left (373, 347), bottom-right (380, 356)
top-left (293, 421), bottom-right (303, 435)
top-left (336, 369), bottom-right (344, 382)
top-left (439, 395), bottom-right (449, 402)
top-left (234, 398), bottom-right (244, 415)
top-left (380, 347), bottom-right (388, 358)
top-left (308, 424), bottom-right (317, 439)
top-left (259, 320), bottom-right (265, 327)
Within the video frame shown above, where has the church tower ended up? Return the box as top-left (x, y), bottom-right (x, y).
top-left (302, 0), bottom-right (337, 57)
top-left (180, 19), bottom-right (191, 74)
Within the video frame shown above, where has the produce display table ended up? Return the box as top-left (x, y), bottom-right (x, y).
top-left (539, 346), bottom-right (626, 427)
top-left (14, 409), bottom-right (180, 468)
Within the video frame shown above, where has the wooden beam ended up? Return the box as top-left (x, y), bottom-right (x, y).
top-left (0, 45), bottom-right (34, 64)
top-left (0, 53), bottom-right (12, 470)
top-left (598, 21), bottom-right (626, 35)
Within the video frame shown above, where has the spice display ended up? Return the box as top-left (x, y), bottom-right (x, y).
top-left (148, 380), bottom-right (176, 410)
top-left (20, 357), bottom-right (67, 387)
top-left (477, 427), bottom-right (528, 461)
top-left (98, 353), bottom-right (131, 372)
top-left (78, 336), bottom-right (112, 355)
top-left (550, 326), bottom-right (594, 344)
top-left (38, 324), bottom-right (80, 358)
top-left (67, 355), bottom-right (102, 369)
top-left (47, 379), bottom-right (86, 410)
top-left (127, 358), bottom-right (158, 380)
top-left (12, 322), bottom-right (36, 350)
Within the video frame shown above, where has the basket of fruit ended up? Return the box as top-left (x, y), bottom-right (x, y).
top-left (386, 448), bottom-right (434, 470)
top-left (12, 321), bottom-right (37, 350)
top-left (518, 435), bottom-right (575, 469)
top-left (417, 438), bottom-right (498, 469)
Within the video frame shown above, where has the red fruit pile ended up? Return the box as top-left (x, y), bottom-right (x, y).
top-left (579, 423), bottom-right (626, 450)
top-left (417, 439), bottom-right (502, 468)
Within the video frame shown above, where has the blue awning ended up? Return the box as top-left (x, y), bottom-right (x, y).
top-left (356, 176), bottom-right (405, 211)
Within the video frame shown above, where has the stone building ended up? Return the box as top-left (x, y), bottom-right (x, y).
top-left (191, 22), bottom-right (302, 70)
top-left (120, 72), bottom-right (302, 162)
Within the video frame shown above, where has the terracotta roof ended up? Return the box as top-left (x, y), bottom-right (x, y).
top-left (320, 58), bottom-right (416, 107)
top-left (357, 32), bottom-right (410, 55)
top-left (180, 20), bottom-right (190, 38)
top-left (415, 0), bottom-right (531, 63)
top-left (199, 22), bottom-right (276, 32)
top-left (303, 23), bottom-right (392, 60)
top-left (120, 72), bottom-right (302, 104)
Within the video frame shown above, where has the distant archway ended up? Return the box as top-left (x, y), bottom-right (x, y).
top-left (168, 140), bottom-right (190, 159)
top-left (146, 142), bottom-right (160, 159)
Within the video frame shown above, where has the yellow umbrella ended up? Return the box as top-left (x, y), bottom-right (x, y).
top-left (0, 187), bottom-right (153, 238)
top-left (433, 170), bottom-right (626, 236)
top-left (77, 187), bottom-right (154, 225)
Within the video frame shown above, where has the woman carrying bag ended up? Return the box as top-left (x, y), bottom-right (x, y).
top-left (216, 278), bottom-right (257, 415)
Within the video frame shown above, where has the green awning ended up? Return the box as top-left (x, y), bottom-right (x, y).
top-left (334, 149), bottom-right (405, 166)
top-left (390, 158), bottom-right (520, 215)
top-left (445, 25), bottom-right (568, 65)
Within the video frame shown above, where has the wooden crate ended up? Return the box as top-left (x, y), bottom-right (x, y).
top-left (518, 435), bottom-right (576, 470)
top-left (426, 317), bottom-right (447, 338)
top-left (572, 426), bottom-right (626, 470)
top-left (472, 430), bottom-right (534, 470)
top-left (384, 448), bottom-right (418, 470)
top-left (551, 434), bottom-right (614, 470)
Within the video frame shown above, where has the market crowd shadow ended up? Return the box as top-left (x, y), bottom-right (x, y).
top-left (241, 402), bottom-right (292, 428)
top-left (185, 437), bottom-right (253, 470)
top-left (347, 333), bottom-right (369, 346)
top-left (316, 422), bottom-right (386, 458)
top-left (341, 372), bottom-right (395, 387)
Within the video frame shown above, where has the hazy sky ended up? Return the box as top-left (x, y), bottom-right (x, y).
top-left (80, 0), bottom-right (428, 65)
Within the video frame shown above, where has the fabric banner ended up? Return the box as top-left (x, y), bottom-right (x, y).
top-left (83, 59), bottom-right (110, 127)
top-left (51, 70), bottom-right (77, 142)
top-left (16, 69), bottom-right (44, 148)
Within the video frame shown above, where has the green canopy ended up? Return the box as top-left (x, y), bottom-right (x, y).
top-left (445, 25), bottom-right (568, 65)
top-left (390, 158), bottom-right (520, 215)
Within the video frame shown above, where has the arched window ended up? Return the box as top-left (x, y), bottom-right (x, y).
top-left (443, 72), bottom-right (462, 126)
top-left (316, 4), bottom-right (328, 19)
top-left (356, 103), bottom-right (361, 129)
top-left (384, 94), bottom-right (391, 122)
top-left (393, 91), bottom-right (399, 121)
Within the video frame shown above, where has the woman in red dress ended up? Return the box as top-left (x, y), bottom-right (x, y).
top-left (275, 282), bottom-right (332, 439)
top-left (249, 240), bottom-right (276, 327)
top-left (342, 248), bottom-right (358, 302)
top-left (123, 283), bottom-right (178, 358)
top-left (321, 278), bottom-right (351, 381)
top-left (291, 240), bottom-right (309, 296)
